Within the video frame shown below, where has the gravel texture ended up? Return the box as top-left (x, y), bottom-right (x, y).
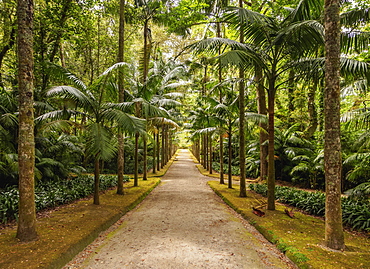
top-left (63, 149), bottom-right (297, 269)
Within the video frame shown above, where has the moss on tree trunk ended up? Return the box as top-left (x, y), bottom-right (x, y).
top-left (324, 0), bottom-right (345, 250)
top-left (16, 0), bottom-right (38, 242)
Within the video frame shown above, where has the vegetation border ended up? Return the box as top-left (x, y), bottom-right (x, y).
top-left (208, 183), bottom-right (310, 268)
top-left (48, 151), bottom-right (179, 268)
top-left (47, 179), bottom-right (161, 269)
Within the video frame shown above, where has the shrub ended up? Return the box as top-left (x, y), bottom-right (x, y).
top-left (0, 174), bottom-right (129, 224)
top-left (250, 183), bottom-right (370, 232)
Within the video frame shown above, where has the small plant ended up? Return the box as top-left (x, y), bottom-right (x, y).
top-left (0, 174), bottom-right (129, 224)
top-left (250, 183), bottom-right (370, 232)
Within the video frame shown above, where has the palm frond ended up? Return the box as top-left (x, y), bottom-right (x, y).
top-left (284, 0), bottom-right (324, 22)
top-left (341, 8), bottom-right (370, 27)
top-left (340, 58), bottom-right (370, 80)
top-left (47, 86), bottom-right (96, 110)
top-left (47, 63), bottom-right (86, 90)
top-left (341, 30), bottom-right (370, 54)
top-left (275, 20), bottom-right (324, 55)
top-left (100, 62), bottom-right (133, 77)
top-left (102, 109), bottom-right (146, 135)
top-left (85, 122), bottom-right (116, 161)
top-left (223, 6), bottom-right (268, 26)
top-left (35, 109), bottom-right (80, 123)
top-left (151, 117), bottom-right (179, 128)
top-left (163, 92), bottom-right (184, 99)
top-left (245, 112), bottom-right (267, 124)
top-left (0, 113), bottom-right (18, 128)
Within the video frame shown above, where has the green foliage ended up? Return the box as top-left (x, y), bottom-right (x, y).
top-left (0, 174), bottom-right (128, 224)
top-left (250, 183), bottom-right (370, 231)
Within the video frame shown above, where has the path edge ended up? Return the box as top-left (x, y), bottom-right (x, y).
top-left (46, 179), bottom-right (162, 269)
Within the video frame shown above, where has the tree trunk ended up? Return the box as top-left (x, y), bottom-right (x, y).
top-left (0, 26), bottom-right (16, 87)
top-left (217, 21), bottom-right (225, 184)
top-left (143, 137), bottom-right (147, 180)
top-left (256, 66), bottom-right (268, 182)
top-left (116, 0), bottom-right (126, 195)
top-left (161, 126), bottom-right (165, 168)
top-left (306, 80), bottom-right (318, 138)
top-left (134, 133), bottom-right (139, 187)
top-left (324, 0), bottom-right (345, 250)
top-left (228, 128), bottom-right (233, 189)
top-left (287, 69), bottom-right (295, 123)
top-left (153, 132), bottom-right (157, 174)
top-left (209, 134), bottom-right (213, 174)
top-left (219, 135), bottom-right (225, 184)
top-left (93, 158), bottom-right (100, 205)
top-left (16, 0), bottom-right (38, 242)
top-left (267, 79), bottom-right (276, 210)
top-left (157, 131), bottom-right (160, 171)
top-left (238, 0), bottom-right (246, 197)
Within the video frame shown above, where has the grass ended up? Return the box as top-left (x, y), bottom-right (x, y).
top-left (0, 153), bottom-right (178, 269)
top-left (207, 181), bottom-right (370, 269)
top-left (0, 178), bottom-right (161, 269)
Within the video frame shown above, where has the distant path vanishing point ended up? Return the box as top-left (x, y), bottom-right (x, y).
top-left (64, 149), bottom-right (296, 269)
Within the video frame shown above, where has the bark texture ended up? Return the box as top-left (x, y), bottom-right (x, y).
top-left (256, 67), bottom-right (268, 182)
top-left (16, 0), bottom-right (38, 242)
top-left (94, 158), bottom-right (100, 205)
top-left (324, 0), bottom-right (345, 250)
top-left (238, 0), bottom-right (246, 197)
top-left (116, 0), bottom-right (126, 195)
top-left (267, 87), bottom-right (276, 210)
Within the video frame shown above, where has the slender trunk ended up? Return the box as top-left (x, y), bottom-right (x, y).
top-left (287, 70), bottom-right (295, 123)
top-left (116, 0), bottom-right (126, 195)
top-left (0, 27), bottom-right (15, 87)
top-left (93, 158), bottom-right (100, 205)
top-left (204, 134), bottom-right (208, 170)
top-left (16, 0), bottom-right (38, 242)
top-left (238, 0), bottom-right (246, 197)
top-left (143, 137), bottom-right (147, 180)
top-left (209, 134), bottom-right (213, 174)
top-left (134, 133), bottom-right (139, 186)
top-left (267, 80), bottom-right (276, 210)
top-left (153, 133), bottom-right (156, 174)
top-left (256, 66), bottom-right (268, 182)
top-left (157, 132), bottom-right (160, 171)
top-left (228, 128), bottom-right (233, 189)
top-left (324, 0), bottom-right (345, 250)
top-left (318, 80), bottom-right (324, 132)
top-left (161, 126), bottom-right (165, 168)
top-left (165, 127), bottom-right (169, 163)
top-left (217, 21), bottom-right (225, 184)
top-left (306, 80), bottom-right (318, 138)
top-left (219, 135), bottom-right (225, 184)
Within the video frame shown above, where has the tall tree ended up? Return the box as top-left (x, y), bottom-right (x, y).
top-left (323, 0), bottom-right (345, 250)
top-left (238, 0), bottom-right (247, 198)
top-left (117, 0), bottom-right (126, 195)
top-left (16, 0), bottom-right (38, 242)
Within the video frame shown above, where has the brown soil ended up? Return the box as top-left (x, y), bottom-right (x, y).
top-left (63, 149), bottom-right (296, 269)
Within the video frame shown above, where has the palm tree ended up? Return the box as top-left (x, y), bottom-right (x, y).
top-left (323, 0), bottom-right (345, 251)
top-left (38, 63), bottom-right (145, 205)
top-left (189, 1), bottom-right (325, 208)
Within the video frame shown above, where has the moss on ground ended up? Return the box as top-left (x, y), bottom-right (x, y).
top-left (0, 178), bottom-right (161, 269)
top-left (0, 152), bottom-right (179, 269)
top-left (208, 181), bottom-right (370, 269)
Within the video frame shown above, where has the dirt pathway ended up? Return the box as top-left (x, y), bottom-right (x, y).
top-left (65, 149), bottom-right (296, 269)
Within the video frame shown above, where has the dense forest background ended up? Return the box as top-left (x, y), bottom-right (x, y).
top-left (1, 0), bottom-right (370, 247)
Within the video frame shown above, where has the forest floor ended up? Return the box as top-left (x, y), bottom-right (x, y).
top-left (1, 149), bottom-right (369, 269)
top-left (63, 149), bottom-right (295, 269)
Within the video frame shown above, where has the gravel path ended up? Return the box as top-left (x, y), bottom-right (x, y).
top-left (64, 149), bottom-right (296, 269)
